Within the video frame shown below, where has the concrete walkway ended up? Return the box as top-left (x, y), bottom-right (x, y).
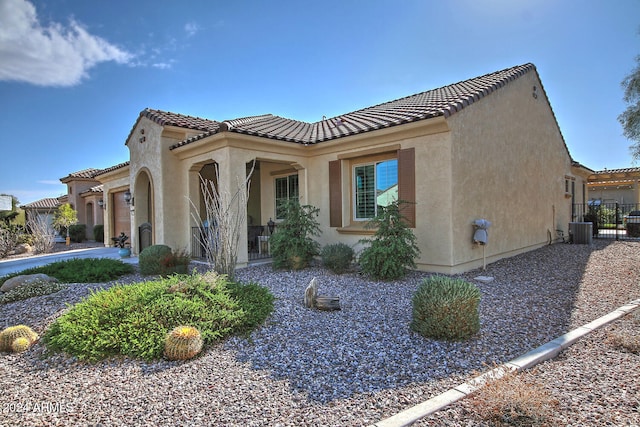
top-left (0, 247), bottom-right (138, 276)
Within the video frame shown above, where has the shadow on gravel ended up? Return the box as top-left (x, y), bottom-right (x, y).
top-left (226, 241), bottom-right (611, 403)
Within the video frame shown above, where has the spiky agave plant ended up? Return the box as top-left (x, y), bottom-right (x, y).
top-left (164, 326), bottom-right (203, 360)
top-left (0, 325), bottom-right (39, 352)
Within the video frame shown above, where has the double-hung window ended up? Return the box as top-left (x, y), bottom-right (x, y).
top-left (275, 174), bottom-right (299, 219)
top-left (353, 159), bottom-right (398, 220)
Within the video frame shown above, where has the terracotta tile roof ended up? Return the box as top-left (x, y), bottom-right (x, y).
top-left (21, 197), bottom-right (61, 209)
top-left (80, 185), bottom-right (103, 196)
top-left (94, 161), bottom-right (130, 177)
top-left (170, 63), bottom-right (536, 149)
top-left (592, 167), bottom-right (640, 175)
top-left (60, 168), bottom-right (102, 182)
top-left (141, 109), bottom-right (220, 132)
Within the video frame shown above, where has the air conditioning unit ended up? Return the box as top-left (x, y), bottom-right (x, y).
top-left (569, 222), bottom-right (593, 244)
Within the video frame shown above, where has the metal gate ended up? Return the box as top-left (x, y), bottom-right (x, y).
top-left (572, 202), bottom-right (640, 240)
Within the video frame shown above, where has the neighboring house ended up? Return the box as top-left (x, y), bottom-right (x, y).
top-left (587, 167), bottom-right (640, 206)
top-left (59, 168), bottom-right (105, 240)
top-left (20, 168), bottom-right (107, 241)
top-left (94, 63), bottom-right (591, 274)
top-left (21, 197), bottom-right (65, 242)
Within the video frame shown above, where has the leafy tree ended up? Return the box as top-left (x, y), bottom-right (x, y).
top-left (52, 203), bottom-right (78, 243)
top-left (619, 55), bottom-right (640, 160)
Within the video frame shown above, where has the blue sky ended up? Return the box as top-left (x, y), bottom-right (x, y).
top-left (0, 0), bottom-right (639, 205)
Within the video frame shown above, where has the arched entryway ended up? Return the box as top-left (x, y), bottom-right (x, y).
top-left (134, 170), bottom-right (154, 253)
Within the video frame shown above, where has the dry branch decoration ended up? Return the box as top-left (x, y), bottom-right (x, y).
top-left (189, 161), bottom-right (255, 279)
top-left (26, 211), bottom-right (55, 254)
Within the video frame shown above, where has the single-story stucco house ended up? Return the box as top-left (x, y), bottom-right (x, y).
top-left (86, 63), bottom-right (592, 274)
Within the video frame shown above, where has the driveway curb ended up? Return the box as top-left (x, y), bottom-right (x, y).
top-left (371, 298), bottom-right (640, 427)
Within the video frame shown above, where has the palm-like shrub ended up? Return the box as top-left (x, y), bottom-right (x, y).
top-left (358, 200), bottom-right (420, 280)
top-left (411, 276), bottom-right (481, 340)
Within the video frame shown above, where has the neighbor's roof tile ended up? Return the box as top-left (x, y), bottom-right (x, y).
top-left (60, 168), bottom-right (101, 182)
top-left (21, 197), bottom-right (60, 209)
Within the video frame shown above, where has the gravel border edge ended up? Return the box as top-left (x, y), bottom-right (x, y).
top-left (371, 298), bottom-right (640, 427)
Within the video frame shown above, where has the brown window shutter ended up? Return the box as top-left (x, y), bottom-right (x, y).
top-left (329, 160), bottom-right (342, 227)
top-left (397, 147), bottom-right (416, 227)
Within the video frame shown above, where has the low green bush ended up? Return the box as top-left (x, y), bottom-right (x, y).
top-left (321, 243), bottom-right (354, 274)
top-left (0, 282), bottom-right (68, 304)
top-left (93, 225), bottom-right (104, 242)
top-left (68, 224), bottom-right (86, 243)
top-left (42, 272), bottom-right (274, 361)
top-left (139, 244), bottom-right (173, 275)
top-left (0, 258), bottom-right (133, 286)
top-left (411, 276), bottom-right (481, 340)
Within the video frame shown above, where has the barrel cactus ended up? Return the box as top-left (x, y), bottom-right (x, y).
top-left (164, 326), bottom-right (203, 360)
top-left (11, 337), bottom-right (32, 353)
top-left (0, 325), bottom-right (39, 353)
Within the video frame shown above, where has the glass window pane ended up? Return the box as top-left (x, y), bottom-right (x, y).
top-left (275, 177), bottom-right (288, 219)
top-left (376, 159), bottom-right (398, 209)
top-left (355, 164), bottom-right (375, 219)
top-left (289, 174), bottom-right (299, 199)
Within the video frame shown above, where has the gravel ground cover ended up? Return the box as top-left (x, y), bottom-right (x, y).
top-left (0, 240), bottom-right (638, 426)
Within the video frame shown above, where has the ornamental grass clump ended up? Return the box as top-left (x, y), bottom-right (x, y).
top-left (468, 368), bottom-right (559, 426)
top-left (411, 275), bottom-right (481, 340)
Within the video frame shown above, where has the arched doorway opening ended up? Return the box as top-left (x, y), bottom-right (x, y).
top-left (134, 170), bottom-right (154, 253)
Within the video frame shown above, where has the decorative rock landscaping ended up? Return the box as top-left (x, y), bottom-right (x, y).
top-left (0, 240), bottom-right (638, 426)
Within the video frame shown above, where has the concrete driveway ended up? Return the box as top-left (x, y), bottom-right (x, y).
top-left (0, 248), bottom-right (138, 276)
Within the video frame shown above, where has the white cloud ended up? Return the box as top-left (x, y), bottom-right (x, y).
top-left (184, 21), bottom-right (200, 37)
top-left (0, 0), bottom-right (133, 86)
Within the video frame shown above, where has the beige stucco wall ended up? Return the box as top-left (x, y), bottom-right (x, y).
top-left (119, 69), bottom-right (578, 273)
top-left (96, 167), bottom-right (129, 247)
top-left (447, 71), bottom-right (574, 272)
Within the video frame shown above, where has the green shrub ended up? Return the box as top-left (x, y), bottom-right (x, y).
top-left (42, 272), bottom-right (274, 361)
top-left (321, 243), bottom-right (355, 274)
top-left (68, 224), bottom-right (86, 243)
top-left (93, 224), bottom-right (104, 242)
top-left (411, 276), bottom-right (481, 340)
top-left (158, 248), bottom-right (191, 275)
top-left (359, 200), bottom-right (420, 280)
top-left (0, 258), bottom-right (133, 285)
top-left (139, 244), bottom-right (173, 275)
top-left (0, 281), bottom-right (68, 304)
top-left (269, 200), bottom-right (321, 270)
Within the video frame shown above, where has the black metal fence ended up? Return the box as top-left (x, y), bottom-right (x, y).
top-left (191, 225), bottom-right (274, 261)
top-left (572, 202), bottom-right (640, 240)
